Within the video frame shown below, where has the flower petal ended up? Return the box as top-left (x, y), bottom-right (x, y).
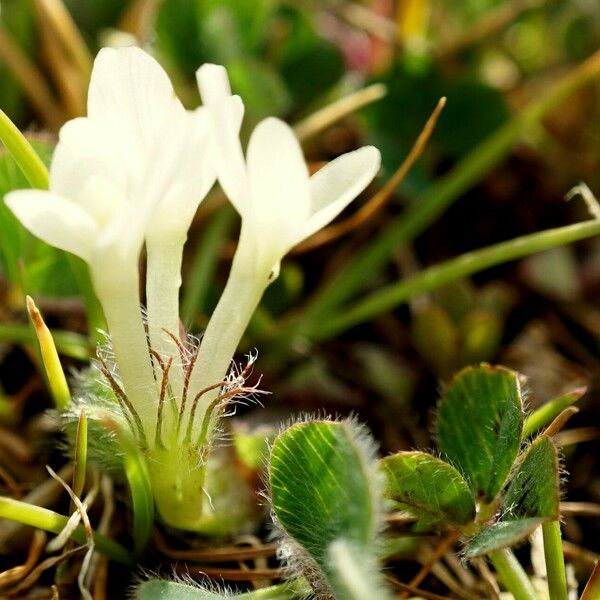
top-left (196, 64), bottom-right (247, 214)
top-left (298, 146), bottom-right (380, 244)
top-left (50, 117), bottom-right (133, 204)
top-left (5, 190), bottom-right (98, 261)
top-left (246, 117), bottom-right (310, 235)
top-left (87, 47), bottom-right (183, 153)
top-left (148, 108), bottom-right (216, 238)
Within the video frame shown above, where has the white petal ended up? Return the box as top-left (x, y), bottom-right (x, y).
top-left (246, 117), bottom-right (310, 240)
top-left (196, 64), bottom-right (247, 213)
top-left (50, 117), bottom-right (133, 204)
top-left (87, 47), bottom-right (183, 153)
top-left (298, 146), bottom-right (380, 244)
top-left (148, 109), bottom-right (216, 238)
top-left (196, 63), bottom-right (232, 105)
top-left (5, 190), bottom-right (98, 261)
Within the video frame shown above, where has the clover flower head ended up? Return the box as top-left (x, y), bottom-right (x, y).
top-left (5, 47), bottom-right (382, 532)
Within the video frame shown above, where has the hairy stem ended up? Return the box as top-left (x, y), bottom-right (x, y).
top-left (187, 241), bottom-right (268, 440)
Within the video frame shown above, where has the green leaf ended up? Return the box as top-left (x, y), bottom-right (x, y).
top-left (436, 364), bottom-right (523, 501)
top-left (411, 305), bottom-right (458, 376)
top-left (381, 451), bottom-right (475, 527)
top-left (503, 436), bottom-right (560, 521)
top-left (269, 419), bottom-right (391, 599)
top-left (464, 436), bottom-right (560, 558)
top-left (464, 518), bottom-right (543, 559)
top-left (0, 110), bottom-right (48, 189)
top-left (0, 496), bottom-right (132, 564)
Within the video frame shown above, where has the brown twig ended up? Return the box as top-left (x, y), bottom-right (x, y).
top-left (544, 407), bottom-right (579, 437)
top-left (35, 0), bottom-right (93, 78)
top-left (293, 83), bottom-right (387, 142)
top-left (119, 0), bottom-right (164, 44)
top-left (37, 11), bottom-right (86, 119)
top-left (400, 531), bottom-right (459, 598)
top-left (154, 531), bottom-right (277, 562)
top-left (554, 427), bottom-right (600, 447)
top-left (386, 576), bottom-right (453, 600)
top-left (293, 97), bottom-right (446, 253)
top-left (7, 546), bottom-right (84, 596)
top-left (560, 502), bottom-right (600, 517)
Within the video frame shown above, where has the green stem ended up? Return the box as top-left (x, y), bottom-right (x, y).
top-left (522, 388), bottom-right (585, 440)
top-left (0, 108), bottom-right (49, 189)
top-left (187, 242), bottom-right (268, 440)
top-left (314, 218), bottom-right (600, 340)
top-left (292, 49), bottom-right (600, 340)
top-left (542, 520), bottom-right (568, 600)
top-left (122, 440), bottom-right (154, 556)
top-left (0, 496), bottom-right (132, 565)
top-left (490, 548), bottom-right (538, 600)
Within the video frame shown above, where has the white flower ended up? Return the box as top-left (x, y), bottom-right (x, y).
top-left (197, 64), bottom-right (381, 277)
top-left (5, 47), bottom-right (215, 438)
top-left (186, 65), bottom-right (381, 434)
top-left (6, 46), bottom-right (213, 270)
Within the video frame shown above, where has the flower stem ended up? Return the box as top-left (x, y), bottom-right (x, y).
top-left (490, 548), bottom-right (538, 600)
top-left (187, 247), bottom-right (268, 439)
top-left (543, 520), bottom-right (568, 600)
top-left (93, 262), bottom-right (157, 441)
top-left (146, 236), bottom-right (185, 394)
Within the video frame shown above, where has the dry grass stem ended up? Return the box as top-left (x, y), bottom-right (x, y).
top-left (293, 83), bottom-right (387, 142)
top-left (295, 97), bottom-right (446, 253)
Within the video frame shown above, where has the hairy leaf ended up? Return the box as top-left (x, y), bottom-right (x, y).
top-left (436, 364), bottom-right (523, 501)
top-left (503, 435), bottom-right (559, 520)
top-left (465, 435), bottom-right (560, 557)
top-left (464, 518), bottom-right (543, 558)
top-left (269, 419), bottom-right (391, 599)
top-left (381, 451), bottom-right (475, 526)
